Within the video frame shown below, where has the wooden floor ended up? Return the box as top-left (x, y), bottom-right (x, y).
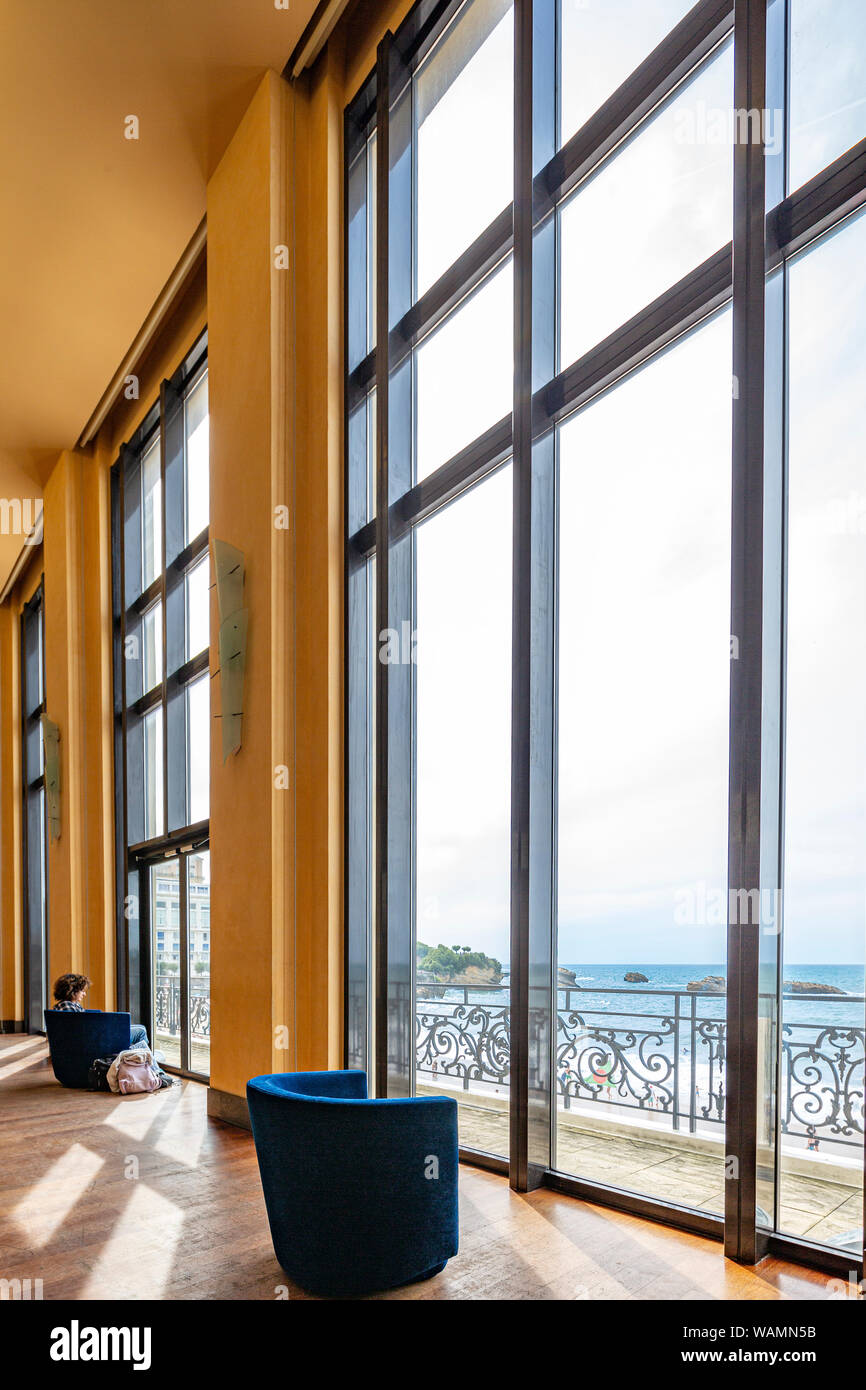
top-left (0, 1034), bottom-right (849, 1301)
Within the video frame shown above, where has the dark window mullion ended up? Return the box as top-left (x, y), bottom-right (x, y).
top-left (179, 853), bottom-right (190, 1073)
top-left (169, 651), bottom-right (210, 691)
top-left (159, 384), bottom-right (170, 838)
top-left (768, 135), bottom-right (866, 268)
top-left (127, 574), bottom-right (163, 621)
top-left (171, 526), bottom-right (209, 578)
top-left (113, 461), bottom-right (130, 1010)
top-left (725, 0), bottom-right (769, 1266)
top-left (510, 0), bottom-right (535, 1191)
top-left (373, 34), bottom-right (392, 1101)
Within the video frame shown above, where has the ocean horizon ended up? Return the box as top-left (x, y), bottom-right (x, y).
top-left (462, 962), bottom-right (866, 1029)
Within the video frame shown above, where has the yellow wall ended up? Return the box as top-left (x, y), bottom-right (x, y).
top-left (0, 266), bottom-right (207, 1026)
top-left (207, 70), bottom-right (295, 1096)
top-left (0, 0), bottom-right (404, 1095)
top-left (206, 63), bottom-right (346, 1101)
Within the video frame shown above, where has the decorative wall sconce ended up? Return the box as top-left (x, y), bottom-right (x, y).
top-left (41, 715), bottom-right (61, 840)
top-left (213, 540), bottom-right (247, 761)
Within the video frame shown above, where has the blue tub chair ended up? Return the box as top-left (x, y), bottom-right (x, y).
top-left (44, 1010), bottom-right (132, 1089)
top-left (246, 1070), bottom-right (459, 1297)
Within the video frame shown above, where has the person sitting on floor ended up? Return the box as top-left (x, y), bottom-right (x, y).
top-left (51, 973), bottom-right (156, 1055)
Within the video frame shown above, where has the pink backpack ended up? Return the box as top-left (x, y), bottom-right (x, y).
top-left (116, 1057), bottom-right (161, 1094)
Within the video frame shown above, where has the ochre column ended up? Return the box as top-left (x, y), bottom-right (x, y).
top-left (43, 449), bottom-right (115, 1007)
top-left (207, 71), bottom-right (296, 1111)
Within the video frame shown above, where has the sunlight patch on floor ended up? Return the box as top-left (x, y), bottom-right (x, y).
top-left (79, 1184), bottom-right (184, 1299)
top-left (100, 1093), bottom-right (172, 1140)
top-left (0, 1046), bottom-right (50, 1081)
top-left (12, 1142), bottom-right (105, 1249)
top-left (153, 1083), bottom-right (207, 1166)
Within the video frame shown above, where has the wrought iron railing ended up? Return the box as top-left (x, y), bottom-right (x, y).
top-left (155, 977), bottom-right (211, 1039)
top-left (415, 982), bottom-right (866, 1149)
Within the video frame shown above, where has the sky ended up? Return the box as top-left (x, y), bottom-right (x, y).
top-left (389, 1), bottom-right (866, 968)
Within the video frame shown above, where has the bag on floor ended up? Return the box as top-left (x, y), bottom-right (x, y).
top-left (107, 1048), bottom-right (161, 1095)
top-left (116, 1057), bottom-right (161, 1095)
top-left (87, 1055), bottom-right (118, 1092)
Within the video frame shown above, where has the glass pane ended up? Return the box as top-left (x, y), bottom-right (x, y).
top-left (779, 209), bottom-right (866, 1251)
top-left (23, 602), bottom-right (43, 713)
top-left (152, 859), bottom-right (181, 1070)
top-left (555, 311), bottom-right (732, 1206)
top-left (187, 851), bottom-right (211, 1076)
top-left (560, 0), bottom-right (695, 147)
top-left (188, 675), bottom-right (210, 825)
top-left (415, 260), bottom-right (512, 481)
top-left (559, 42), bottom-right (733, 368)
top-left (789, 0), bottom-right (866, 194)
top-left (142, 603), bottom-right (163, 694)
top-left (347, 136), bottom-right (376, 369)
top-left (185, 371), bottom-right (209, 544)
top-left (415, 0), bottom-right (513, 297)
top-left (25, 718), bottom-right (43, 784)
top-left (415, 465), bottom-right (512, 1153)
top-left (186, 557), bottom-right (209, 661)
top-left (141, 436), bottom-right (162, 590)
top-left (144, 705), bottom-right (164, 840)
top-left (368, 133), bottom-right (376, 353)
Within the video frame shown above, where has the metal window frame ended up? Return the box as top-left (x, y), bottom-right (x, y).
top-left (344, 0), bottom-right (866, 1275)
top-left (137, 840), bottom-right (210, 1080)
top-left (20, 580), bottom-right (48, 1034)
top-left (110, 327), bottom-right (212, 1081)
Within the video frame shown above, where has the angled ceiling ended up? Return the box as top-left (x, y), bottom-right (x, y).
top-left (0, 0), bottom-right (319, 458)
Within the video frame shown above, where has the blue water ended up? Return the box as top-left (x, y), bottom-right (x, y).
top-left (555, 963), bottom-right (866, 1029)
top-left (462, 963), bottom-right (866, 1029)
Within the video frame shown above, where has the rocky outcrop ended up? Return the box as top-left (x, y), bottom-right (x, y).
top-left (558, 967), bottom-right (578, 987)
top-left (450, 963), bottom-right (502, 986)
top-left (623, 971), bottom-right (649, 983)
top-left (686, 975), bottom-right (726, 994)
top-left (783, 980), bottom-right (845, 995)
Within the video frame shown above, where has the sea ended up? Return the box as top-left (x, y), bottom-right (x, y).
top-left (552, 962), bottom-right (866, 1030)
top-left (459, 963), bottom-right (866, 1025)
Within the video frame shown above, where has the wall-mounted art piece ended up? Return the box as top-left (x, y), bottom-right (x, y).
top-left (41, 714), bottom-right (61, 839)
top-left (212, 540), bottom-right (247, 761)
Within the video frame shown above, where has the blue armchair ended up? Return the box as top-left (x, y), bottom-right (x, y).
top-left (44, 1010), bottom-right (132, 1088)
top-left (246, 1070), bottom-right (459, 1297)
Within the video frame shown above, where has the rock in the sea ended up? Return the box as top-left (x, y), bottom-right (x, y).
top-left (686, 975), bottom-right (726, 994)
top-left (557, 966), bottom-right (578, 986)
top-left (623, 971), bottom-right (649, 983)
top-left (783, 980), bottom-right (845, 995)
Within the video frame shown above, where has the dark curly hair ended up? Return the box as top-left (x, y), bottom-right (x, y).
top-left (53, 973), bottom-right (92, 1002)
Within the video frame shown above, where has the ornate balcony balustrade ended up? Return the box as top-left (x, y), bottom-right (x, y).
top-left (415, 982), bottom-right (865, 1149)
top-left (154, 976), bottom-right (211, 1040)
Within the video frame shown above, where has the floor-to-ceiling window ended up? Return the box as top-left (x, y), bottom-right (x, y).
top-left (778, 207), bottom-right (866, 1253)
top-left (346, 0), bottom-right (866, 1271)
top-left (555, 312), bottom-right (732, 1207)
top-left (112, 331), bottom-right (211, 1079)
top-left (21, 582), bottom-right (48, 1033)
top-left (346, 0), bottom-right (515, 1150)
